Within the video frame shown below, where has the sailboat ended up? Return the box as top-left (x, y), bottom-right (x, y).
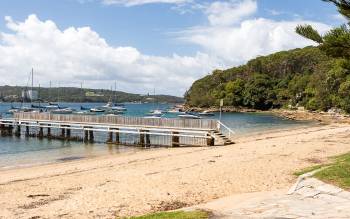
top-left (146, 89), bottom-right (163, 117)
top-left (100, 82), bottom-right (126, 114)
top-left (50, 82), bottom-right (74, 114)
top-left (8, 69), bottom-right (38, 114)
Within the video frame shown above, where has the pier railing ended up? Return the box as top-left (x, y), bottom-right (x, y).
top-left (14, 112), bottom-right (218, 130)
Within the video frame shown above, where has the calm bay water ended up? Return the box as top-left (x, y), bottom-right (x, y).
top-left (0, 102), bottom-right (309, 169)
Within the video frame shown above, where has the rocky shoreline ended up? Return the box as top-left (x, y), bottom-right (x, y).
top-left (185, 106), bottom-right (350, 124)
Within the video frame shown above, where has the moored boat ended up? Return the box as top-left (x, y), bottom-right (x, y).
top-left (178, 113), bottom-right (201, 119)
top-left (51, 108), bottom-right (74, 114)
top-left (198, 110), bottom-right (215, 116)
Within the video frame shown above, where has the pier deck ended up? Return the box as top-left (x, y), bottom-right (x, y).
top-left (0, 112), bottom-right (235, 147)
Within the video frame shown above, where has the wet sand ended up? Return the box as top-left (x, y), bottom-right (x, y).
top-left (1, 124), bottom-right (350, 218)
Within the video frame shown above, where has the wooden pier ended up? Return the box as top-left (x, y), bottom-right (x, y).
top-left (0, 112), bottom-right (235, 147)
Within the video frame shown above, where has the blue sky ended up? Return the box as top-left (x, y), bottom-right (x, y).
top-left (0, 0), bottom-right (344, 95)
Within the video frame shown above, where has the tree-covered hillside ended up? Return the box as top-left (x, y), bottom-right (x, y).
top-left (186, 0), bottom-right (350, 113)
top-left (0, 86), bottom-right (184, 103)
top-left (185, 46), bottom-right (350, 112)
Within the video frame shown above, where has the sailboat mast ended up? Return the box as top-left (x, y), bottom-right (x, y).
top-left (31, 68), bottom-right (33, 104)
top-left (114, 81), bottom-right (117, 104)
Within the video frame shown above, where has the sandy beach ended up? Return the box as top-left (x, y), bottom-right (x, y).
top-left (1, 123), bottom-right (350, 218)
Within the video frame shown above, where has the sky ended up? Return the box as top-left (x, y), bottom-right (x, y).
top-left (0, 0), bottom-right (346, 96)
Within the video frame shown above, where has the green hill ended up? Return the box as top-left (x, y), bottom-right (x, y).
top-left (0, 86), bottom-right (184, 104)
top-left (185, 46), bottom-right (350, 112)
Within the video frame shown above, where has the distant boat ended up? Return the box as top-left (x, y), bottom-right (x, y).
top-left (111, 106), bottom-right (127, 111)
top-left (90, 108), bottom-right (105, 113)
top-left (198, 110), bottom-right (215, 116)
top-left (45, 105), bottom-right (59, 111)
top-left (147, 109), bottom-right (163, 117)
top-left (80, 106), bottom-right (91, 111)
top-left (167, 107), bottom-right (184, 114)
top-left (100, 102), bottom-right (127, 112)
top-left (178, 113), bottom-right (201, 119)
top-left (51, 108), bottom-right (74, 114)
top-left (31, 104), bottom-right (45, 109)
top-left (74, 111), bottom-right (96, 115)
top-left (144, 115), bottom-right (162, 119)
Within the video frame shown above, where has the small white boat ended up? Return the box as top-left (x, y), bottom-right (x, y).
top-left (178, 113), bottom-right (201, 119)
top-left (144, 115), bottom-right (162, 119)
top-left (167, 108), bottom-right (184, 114)
top-left (111, 106), bottom-right (127, 111)
top-left (7, 109), bottom-right (19, 114)
top-left (90, 108), bottom-right (105, 113)
top-left (51, 108), bottom-right (74, 114)
top-left (147, 109), bottom-right (163, 117)
top-left (74, 111), bottom-right (96, 115)
top-left (198, 110), bottom-right (215, 116)
top-left (45, 105), bottom-right (59, 111)
top-left (106, 109), bottom-right (124, 115)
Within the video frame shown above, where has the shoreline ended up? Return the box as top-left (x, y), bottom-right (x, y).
top-left (187, 106), bottom-right (350, 124)
top-left (0, 122), bottom-right (315, 171)
top-left (1, 123), bottom-right (350, 218)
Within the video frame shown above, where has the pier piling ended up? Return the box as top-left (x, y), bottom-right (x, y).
top-left (61, 128), bottom-right (66, 138)
top-left (39, 127), bottom-right (44, 138)
top-left (0, 124), bottom-right (5, 136)
top-left (66, 126), bottom-right (71, 138)
top-left (47, 125), bottom-right (51, 137)
top-left (172, 132), bottom-right (180, 147)
top-left (15, 125), bottom-right (21, 137)
top-left (84, 128), bottom-right (89, 142)
top-left (140, 130), bottom-right (145, 147)
top-left (145, 130), bottom-right (150, 147)
top-left (107, 131), bottom-right (113, 143)
top-left (207, 133), bottom-right (214, 146)
top-left (8, 125), bottom-right (13, 136)
top-left (89, 130), bottom-right (94, 142)
top-left (25, 126), bottom-right (30, 137)
top-left (115, 128), bottom-right (120, 145)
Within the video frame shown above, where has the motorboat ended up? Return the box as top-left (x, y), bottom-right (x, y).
top-left (45, 105), bottom-right (59, 112)
top-left (144, 115), bottom-right (162, 119)
top-left (51, 108), bottom-right (74, 114)
top-left (167, 107), bottom-right (184, 114)
top-left (178, 113), bottom-right (201, 119)
top-left (106, 109), bottom-right (124, 115)
top-left (101, 102), bottom-right (127, 111)
top-left (111, 106), bottom-right (127, 111)
top-left (90, 108), bottom-right (105, 113)
top-left (147, 109), bottom-right (163, 117)
top-left (74, 111), bottom-right (96, 115)
top-left (198, 110), bottom-right (215, 116)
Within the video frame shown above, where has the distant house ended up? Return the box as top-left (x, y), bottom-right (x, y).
top-left (22, 90), bottom-right (38, 101)
top-left (85, 91), bottom-right (104, 97)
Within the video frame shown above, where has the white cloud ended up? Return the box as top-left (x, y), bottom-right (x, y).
top-left (0, 14), bottom-right (218, 95)
top-left (0, 0), bottom-right (333, 96)
top-left (205, 0), bottom-right (257, 26)
top-left (180, 18), bottom-right (331, 66)
top-left (101, 0), bottom-right (190, 6)
top-left (332, 14), bottom-right (348, 23)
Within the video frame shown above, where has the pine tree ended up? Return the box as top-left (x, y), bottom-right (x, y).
top-left (296, 0), bottom-right (350, 59)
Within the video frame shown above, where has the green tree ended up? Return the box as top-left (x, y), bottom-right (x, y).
top-left (243, 74), bottom-right (274, 110)
top-left (224, 78), bottom-right (245, 106)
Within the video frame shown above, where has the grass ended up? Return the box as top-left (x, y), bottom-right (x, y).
top-left (294, 152), bottom-right (350, 190)
top-left (294, 164), bottom-right (327, 176)
top-left (314, 153), bottom-right (350, 190)
top-left (125, 210), bottom-right (209, 219)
